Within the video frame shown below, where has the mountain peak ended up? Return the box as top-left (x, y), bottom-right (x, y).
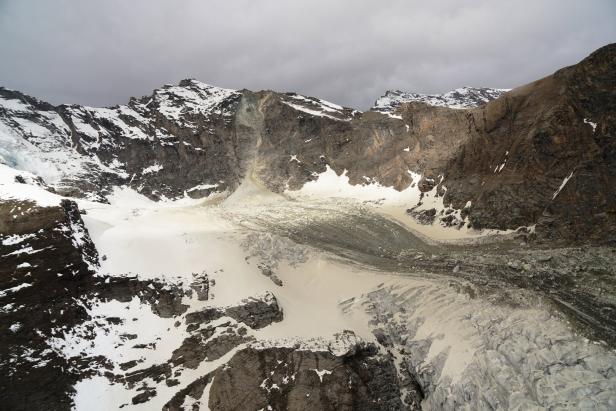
top-left (373, 86), bottom-right (509, 113)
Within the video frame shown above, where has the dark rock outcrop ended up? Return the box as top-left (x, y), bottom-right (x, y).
top-left (440, 44), bottom-right (616, 242)
top-left (185, 292), bottom-right (283, 330)
top-left (0, 198), bottom-right (199, 410)
top-left (164, 342), bottom-right (413, 411)
top-left (0, 199), bottom-right (98, 410)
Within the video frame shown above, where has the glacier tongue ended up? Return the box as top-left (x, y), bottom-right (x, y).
top-left (73, 182), bottom-right (616, 410)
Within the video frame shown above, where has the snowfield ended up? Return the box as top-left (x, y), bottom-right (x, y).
top-left (50, 175), bottom-right (613, 409)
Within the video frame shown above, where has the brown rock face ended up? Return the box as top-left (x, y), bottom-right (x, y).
top-left (261, 44), bottom-right (616, 242)
top-left (439, 44), bottom-right (616, 241)
top-left (282, 43), bottom-right (614, 242)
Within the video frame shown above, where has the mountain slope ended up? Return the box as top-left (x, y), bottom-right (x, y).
top-left (1, 44), bottom-right (615, 243)
top-left (442, 43), bottom-right (616, 241)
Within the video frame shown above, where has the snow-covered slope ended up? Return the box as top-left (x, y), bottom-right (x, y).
top-left (0, 80), bottom-right (241, 200)
top-left (372, 86), bottom-right (508, 113)
top-left (0, 92), bottom-right (124, 194)
top-left (279, 93), bottom-right (359, 121)
top-left (4, 174), bottom-right (615, 410)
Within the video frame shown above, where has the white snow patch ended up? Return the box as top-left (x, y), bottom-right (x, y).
top-left (281, 94), bottom-right (352, 121)
top-left (289, 165), bottom-right (422, 206)
top-left (312, 368), bottom-right (332, 382)
top-left (0, 283), bottom-right (32, 298)
top-left (584, 118), bottom-right (597, 132)
top-left (1, 233), bottom-right (35, 246)
top-left (186, 183), bottom-right (219, 193)
top-left (71, 340), bottom-right (247, 410)
top-left (9, 323), bottom-right (22, 333)
top-left (283, 101), bottom-right (348, 121)
top-left (552, 171), bottom-right (574, 200)
top-left (0, 164), bottom-right (63, 206)
top-left (494, 158), bottom-right (507, 173)
top-left (0, 96), bottom-right (31, 112)
top-left (71, 115), bottom-right (100, 139)
top-left (142, 163), bottom-right (163, 174)
top-left (49, 296), bottom-right (185, 372)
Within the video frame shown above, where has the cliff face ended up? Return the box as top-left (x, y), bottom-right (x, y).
top-left (1, 44), bottom-right (615, 242)
top-left (440, 44), bottom-right (616, 241)
top-left (0, 196), bottom-right (99, 409)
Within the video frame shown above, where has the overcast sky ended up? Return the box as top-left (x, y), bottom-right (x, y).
top-left (1, 0), bottom-right (614, 109)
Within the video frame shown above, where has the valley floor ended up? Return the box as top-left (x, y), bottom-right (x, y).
top-left (3, 178), bottom-right (616, 410)
top-left (67, 185), bottom-right (616, 409)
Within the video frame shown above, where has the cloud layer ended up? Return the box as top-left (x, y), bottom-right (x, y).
top-left (1, 0), bottom-right (614, 109)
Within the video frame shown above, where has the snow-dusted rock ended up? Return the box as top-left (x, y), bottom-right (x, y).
top-left (372, 86), bottom-right (508, 113)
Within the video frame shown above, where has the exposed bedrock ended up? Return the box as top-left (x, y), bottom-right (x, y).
top-left (0, 198), bottom-right (99, 410)
top-left (165, 338), bottom-right (413, 411)
top-left (185, 291), bottom-right (283, 330)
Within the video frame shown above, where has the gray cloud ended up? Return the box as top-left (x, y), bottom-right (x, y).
top-left (1, 0), bottom-right (614, 109)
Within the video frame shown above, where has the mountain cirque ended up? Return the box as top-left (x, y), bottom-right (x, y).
top-left (2, 44), bottom-right (615, 241)
top-left (1, 44), bottom-right (615, 410)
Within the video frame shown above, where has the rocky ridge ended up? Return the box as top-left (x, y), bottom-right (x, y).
top-left (372, 86), bottom-right (508, 112)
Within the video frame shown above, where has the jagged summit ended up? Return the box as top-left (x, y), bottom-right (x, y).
top-left (372, 86), bottom-right (509, 113)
